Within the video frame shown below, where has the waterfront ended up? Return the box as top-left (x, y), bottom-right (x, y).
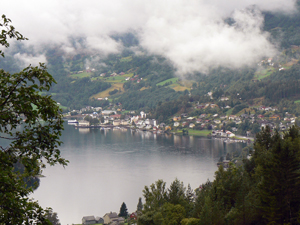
top-left (32, 123), bottom-right (246, 225)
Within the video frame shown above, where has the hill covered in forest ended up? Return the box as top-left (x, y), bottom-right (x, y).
top-left (2, 7), bottom-right (300, 123)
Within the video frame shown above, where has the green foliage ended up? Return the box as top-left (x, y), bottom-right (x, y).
top-left (118, 87), bottom-right (183, 111)
top-left (0, 15), bottom-right (66, 224)
top-left (45, 208), bottom-right (61, 225)
top-left (138, 126), bottom-right (300, 224)
top-left (156, 78), bottom-right (179, 86)
top-left (119, 202), bottom-right (128, 218)
top-left (51, 77), bottom-right (111, 109)
top-left (138, 179), bottom-right (195, 225)
top-left (0, 15), bottom-right (27, 57)
top-left (254, 126), bottom-right (300, 224)
top-left (231, 103), bottom-right (248, 115)
top-left (109, 89), bottom-right (118, 95)
top-left (137, 197), bottom-right (143, 212)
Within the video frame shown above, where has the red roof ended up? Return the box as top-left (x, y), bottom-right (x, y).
top-left (110, 114), bottom-right (121, 118)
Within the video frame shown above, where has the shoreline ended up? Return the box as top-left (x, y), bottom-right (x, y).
top-left (67, 121), bottom-right (254, 143)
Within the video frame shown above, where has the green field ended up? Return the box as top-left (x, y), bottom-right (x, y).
top-left (59, 104), bottom-right (68, 110)
top-left (295, 100), bottom-right (300, 104)
top-left (120, 56), bottom-right (133, 62)
top-left (187, 129), bottom-right (211, 136)
top-left (226, 108), bottom-right (233, 116)
top-left (156, 78), bottom-right (179, 86)
top-left (71, 72), bottom-right (91, 79)
top-left (254, 67), bottom-right (275, 80)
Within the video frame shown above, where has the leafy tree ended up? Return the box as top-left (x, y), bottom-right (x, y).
top-left (0, 15), bottom-right (67, 224)
top-left (160, 203), bottom-right (186, 225)
top-left (45, 208), bottom-right (61, 225)
top-left (142, 179), bottom-right (168, 211)
top-left (119, 202), bottom-right (128, 218)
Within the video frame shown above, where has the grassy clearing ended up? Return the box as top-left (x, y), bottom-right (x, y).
top-left (120, 56), bottom-right (133, 62)
top-left (171, 83), bottom-right (189, 91)
top-left (284, 59), bottom-right (298, 67)
top-left (156, 78), bottom-right (179, 86)
top-left (59, 104), bottom-right (68, 110)
top-left (252, 97), bottom-right (265, 106)
top-left (226, 108), bottom-right (233, 116)
top-left (179, 80), bottom-right (194, 88)
top-left (105, 76), bottom-right (127, 82)
top-left (295, 100), bottom-right (300, 104)
top-left (140, 87), bottom-right (149, 91)
top-left (236, 108), bottom-right (254, 116)
top-left (71, 72), bottom-right (91, 79)
top-left (254, 67), bottom-right (275, 80)
top-left (187, 129), bottom-right (211, 136)
top-left (91, 83), bottom-right (124, 99)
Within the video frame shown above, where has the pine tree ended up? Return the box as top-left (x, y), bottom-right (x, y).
top-left (137, 197), bottom-right (143, 212)
top-left (254, 126), bottom-right (300, 224)
top-left (119, 202), bottom-right (128, 218)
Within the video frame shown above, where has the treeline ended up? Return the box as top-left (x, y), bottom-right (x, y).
top-left (118, 86), bottom-right (184, 111)
top-left (263, 3), bottom-right (300, 48)
top-left (138, 126), bottom-right (300, 225)
top-left (50, 77), bottom-right (111, 109)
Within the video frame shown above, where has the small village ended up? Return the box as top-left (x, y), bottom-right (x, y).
top-left (64, 98), bottom-right (298, 141)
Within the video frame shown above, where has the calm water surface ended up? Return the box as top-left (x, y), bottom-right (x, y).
top-left (32, 123), bottom-right (245, 225)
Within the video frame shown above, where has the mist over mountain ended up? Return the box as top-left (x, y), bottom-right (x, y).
top-left (2, 0), bottom-right (299, 75)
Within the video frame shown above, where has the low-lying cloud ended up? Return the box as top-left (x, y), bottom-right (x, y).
top-left (13, 53), bottom-right (47, 67)
top-left (2, 0), bottom-right (297, 74)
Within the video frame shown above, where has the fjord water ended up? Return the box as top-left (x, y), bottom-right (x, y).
top-left (32, 123), bottom-right (245, 225)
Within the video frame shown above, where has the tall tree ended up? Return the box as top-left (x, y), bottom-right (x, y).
top-left (142, 179), bottom-right (168, 211)
top-left (119, 202), bottom-right (128, 218)
top-left (0, 15), bottom-right (67, 224)
top-left (254, 126), bottom-right (300, 224)
top-left (137, 197), bottom-right (143, 212)
top-left (45, 208), bottom-right (61, 225)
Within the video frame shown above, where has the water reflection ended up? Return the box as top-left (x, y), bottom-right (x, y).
top-left (32, 124), bottom-right (246, 225)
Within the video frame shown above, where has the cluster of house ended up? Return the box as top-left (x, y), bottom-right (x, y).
top-left (211, 130), bottom-right (236, 138)
top-left (172, 105), bottom-right (297, 136)
top-left (82, 212), bottom-right (137, 225)
top-left (257, 57), bottom-right (286, 71)
top-left (66, 103), bottom-right (297, 135)
top-left (100, 72), bottom-right (125, 77)
top-left (68, 109), bottom-right (161, 130)
top-left (99, 72), bottom-right (143, 83)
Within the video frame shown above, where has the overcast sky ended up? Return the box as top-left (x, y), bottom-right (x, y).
top-left (2, 0), bottom-right (297, 73)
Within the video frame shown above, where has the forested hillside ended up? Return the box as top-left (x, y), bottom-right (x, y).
top-left (2, 7), bottom-right (300, 118)
top-left (137, 126), bottom-right (300, 225)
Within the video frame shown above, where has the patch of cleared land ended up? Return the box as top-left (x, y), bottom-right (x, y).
top-left (156, 78), bottom-right (179, 86)
top-left (171, 84), bottom-right (189, 92)
top-left (179, 80), bottom-right (195, 88)
top-left (187, 129), bottom-right (211, 136)
top-left (71, 72), bottom-right (91, 79)
top-left (226, 108), bottom-right (233, 116)
top-left (91, 83), bottom-right (124, 99)
top-left (120, 56), bottom-right (133, 62)
top-left (254, 67), bottom-right (275, 80)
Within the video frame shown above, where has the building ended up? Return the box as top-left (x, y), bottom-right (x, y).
top-left (103, 212), bottom-right (125, 224)
top-left (82, 216), bottom-right (96, 225)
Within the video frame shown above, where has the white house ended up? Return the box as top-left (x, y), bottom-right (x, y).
top-left (140, 111), bottom-right (146, 118)
top-left (174, 122), bottom-right (180, 127)
top-left (189, 123), bottom-right (195, 128)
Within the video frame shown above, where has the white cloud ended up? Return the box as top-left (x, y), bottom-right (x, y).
top-left (2, 0), bottom-right (297, 74)
top-left (13, 53), bottom-right (47, 67)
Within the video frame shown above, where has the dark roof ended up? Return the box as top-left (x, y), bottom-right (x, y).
top-left (82, 216), bottom-right (96, 221)
top-left (107, 212), bottom-right (118, 219)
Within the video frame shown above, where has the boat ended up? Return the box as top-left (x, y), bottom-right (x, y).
top-left (67, 119), bottom-right (78, 124)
